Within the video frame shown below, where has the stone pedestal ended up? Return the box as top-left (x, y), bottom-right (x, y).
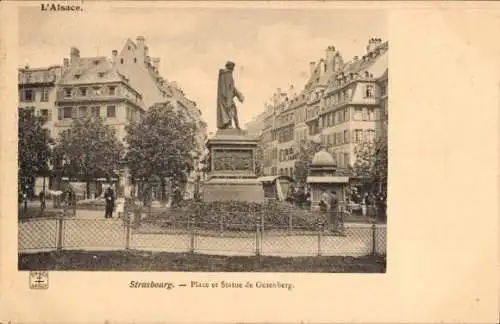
top-left (203, 128), bottom-right (264, 202)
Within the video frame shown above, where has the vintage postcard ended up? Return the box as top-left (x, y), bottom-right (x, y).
top-left (1, 1), bottom-right (499, 323)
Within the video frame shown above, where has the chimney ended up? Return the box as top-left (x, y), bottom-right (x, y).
top-left (366, 37), bottom-right (382, 53)
top-left (136, 36), bottom-right (145, 47)
top-left (152, 58), bottom-right (160, 70)
top-left (70, 47), bottom-right (80, 66)
top-left (353, 56), bottom-right (359, 61)
top-left (309, 61), bottom-right (316, 76)
top-left (111, 50), bottom-right (118, 64)
top-left (325, 45), bottom-right (336, 71)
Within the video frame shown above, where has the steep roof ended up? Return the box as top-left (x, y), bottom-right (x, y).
top-left (60, 57), bottom-right (125, 85)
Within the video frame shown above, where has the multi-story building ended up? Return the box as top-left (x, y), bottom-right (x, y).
top-left (114, 36), bottom-right (207, 198)
top-left (19, 37), bottom-right (208, 199)
top-left (54, 47), bottom-right (145, 142)
top-left (18, 65), bottom-right (63, 193)
top-left (256, 38), bottom-right (389, 179)
top-left (18, 64), bottom-right (63, 135)
top-left (318, 38), bottom-right (388, 169)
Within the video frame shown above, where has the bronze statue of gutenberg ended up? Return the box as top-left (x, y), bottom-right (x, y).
top-left (217, 61), bottom-right (244, 129)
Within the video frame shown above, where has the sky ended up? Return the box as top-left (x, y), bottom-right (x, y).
top-left (19, 4), bottom-right (387, 133)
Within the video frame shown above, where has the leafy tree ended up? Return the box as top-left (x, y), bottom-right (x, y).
top-left (254, 144), bottom-right (264, 177)
top-left (293, 139), bottom-right (322, 186)
top-left (351, 132), bottom-right (388, 195)
top-left (125, 102), bottom-right (198, 201)
top-left (18, 108), bottom-right (53, 199)
top-left (53, 116), bottom-right (124, 198)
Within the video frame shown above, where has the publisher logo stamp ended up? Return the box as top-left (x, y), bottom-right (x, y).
top-left (30, 271), bottom-right (49, 289)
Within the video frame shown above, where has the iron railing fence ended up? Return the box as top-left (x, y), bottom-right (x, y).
top-left (18, 211), bottom-right (387, 257)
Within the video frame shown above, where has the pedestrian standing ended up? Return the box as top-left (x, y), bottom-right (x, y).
top-left (39, 190), bottom-right (46, 212)
top-left (104, 186), bottom-right (115, 219)
top-left (329, 190), bottom-right (339, 232)
top-left (366, 192), bottom-right (377, 223)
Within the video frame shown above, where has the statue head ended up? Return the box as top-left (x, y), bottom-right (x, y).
top-left (225, 61), bottom-right (235, 71)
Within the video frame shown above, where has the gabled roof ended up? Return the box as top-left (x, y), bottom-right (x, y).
top-left (59, 57), bottom-right (124, 85)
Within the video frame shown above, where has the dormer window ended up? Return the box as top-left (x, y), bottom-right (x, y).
top-left (365, 85), bottom-right (374, 98)
top-left (80, 87), bottom-right (87, 96)
top-left (64, 88), bottom-right (72, 98)
top-left (108, 86), bottom-right (116, 96)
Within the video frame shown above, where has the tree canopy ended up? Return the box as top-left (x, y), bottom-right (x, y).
top-left (53, 116), bottom-right (124, 197)
top-left (351, 133), bottom-right (388, 195)
top-left (293, 139), bottom-right (322, 186)
top-left (18, 108), bottom-right (53, 196)
top-left (125, 102), bottom-right (198, 189)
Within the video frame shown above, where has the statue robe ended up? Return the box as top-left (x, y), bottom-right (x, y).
top-left (217, 68), bottom-right (242, 129)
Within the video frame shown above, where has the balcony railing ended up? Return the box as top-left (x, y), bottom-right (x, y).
top-left (19, 74), bottom-right (57, 85)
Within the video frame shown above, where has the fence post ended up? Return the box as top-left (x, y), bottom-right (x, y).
top-left (125, 201), bottom-right (131, 250)
top-left (255, 216), bottom-right (261, 256)
top-left (56, 215), bottom-right (64, 251)
top-left (189, 216), bottom-right (195, 254)
top-left (371, 222), bottom-right (377, 255)
top-left (317, 221), bottom-right (323, 256)
top-left (219, 213), bottom-right (224, 236)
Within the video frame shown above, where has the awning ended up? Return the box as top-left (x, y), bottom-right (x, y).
top-left (306, 176), bottom-right (349, 184)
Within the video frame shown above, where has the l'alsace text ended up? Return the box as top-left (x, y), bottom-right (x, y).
top-left (41, 3), bottom-right (84, 12)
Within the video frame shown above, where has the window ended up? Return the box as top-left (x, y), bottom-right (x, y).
top-left (133, 58), bottom-right (137, 63)
top-left (41, 88), bottom-right (49, 102)
top-left (107, 105), bottom-right (116, 118)
top-left (120, 58), bottom-right (124, 64)
top-left (366, 129), bottom-right (376, 142)
top-left (344, 130), bottom-right (349, 144)
top-left (344, 153), bottom-right (350, 167)
top-left (365, 85), bottom-right (374, 98)
top-left (80, 87), bottom-right (87, 97)
top-left (355, 129), bottom-right (363, 143)
top-left (354, 108), bottom-right (362, 120)
top-left (93, 87), bottom-right (102, 96)
top-left (362, 108), bottom-right (369, 121)
top-left (63, 107), bottom-right (72, 119)
top-left (78, 106), bottom-right (88, 118)
top-left (368, 108), bottom-right (375, 121)
top-left (91, 106), bottom-right (100, 117)
top-left (344, 108), bottom-right (350, 121)
top-left (108, 86), bottom-right (116, 96)
top-left (64, 88), bottom-right (72, 98)
top-left (126, 107), bottom-right (131, 121)
top-left (22, 89), bottom-right (34, 102)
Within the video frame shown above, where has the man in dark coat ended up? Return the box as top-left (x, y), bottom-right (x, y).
top-left (217, 61), bottom-right (244, 129)
top-left (104, 186), bottom-right (115, 219)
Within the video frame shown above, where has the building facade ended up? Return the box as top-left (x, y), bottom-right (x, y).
top-left (18, 64), bottom-right (63, 135)
top-left (19, 38), bottom-right (208, 199)
top-left (257, 38), bottom-right (389, 180)
top-left (54, 47), bottom-right (145, 142)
